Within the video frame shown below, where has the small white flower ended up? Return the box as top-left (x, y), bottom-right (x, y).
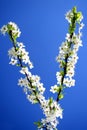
top-left (56, 72), bottom-right (62, 85)
top-left (37, 83), bottom-right (45, 94)
top-left (0, 25), bottom-right (8, 35)
top-left (79, 23), bottom-right (84, 30)
top-left (18, 77), bottom-right (24, 87)
top-left (65, 33), bottom-right (71, 42)
top-left (9, 58), bottom-right (17, 65)
top-left (17, 42), bottom-right (25, 48)
top-left (37, 94), bottom-right (45, 103)
top-left (23, 87), bottom-right (28, 94)
top-left (63, 78), bottom-right (75, 87)
top-left (8, 22), bottom-right (18, 29)
top-left (72, 33), bottom-right (82, 46)
top-left (66, 67), bottom-right (75, 78)
top-left (65, 10), bottom-right (73, 23)
top-left (27, 94), bottom-right (37, 104)
top-left (18, 77), bottom-right (29, 87)
top-left (50, 85), bottom-right (58, 93)
top-left (8, 47), bottom-right (17, 58)
top-left (69, 53), bottom-right (79, 64)
top-left (20, 67), bottom-right (29, 75)
top-left (28, 61), bottom-right (34, 69)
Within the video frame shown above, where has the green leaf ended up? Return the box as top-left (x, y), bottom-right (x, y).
top-left (61, 61), bottom-right (66, 67)
top-left (48, 97), bottom-right (53, 106)
top-left (7, 24), bottom-right (12, 31)
top-left (76, 12), bottom-right (82, 22)
top-left (16, 63), bottom-right (21, 67)
top-left (60, 70), bottom-right (64, 76)
top-left (13, 32), bottom-right (19, 40)
top-left (72, 6), bottom-right (77, 14)
top-left (59, 93), bottom-right (64, 100)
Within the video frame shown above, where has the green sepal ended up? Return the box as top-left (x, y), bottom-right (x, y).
top-left (61, 60), bottom-right (66, 68)
top-left (7, 24), bottom-right (13, 31)
top-left (13, 32), bottom-right (19, 40)
top-left (15, 47), bottom-right (19, 51)
top-left (7, 24), bottom-right (18, 40)
top-left (16, 63), bottom-right (21, 67)
top-left (34, 121), bottom-right (42, 128)
top-left (54, 86), bottom-right (62, 93)
top-left (33, 99), bottom-right (39, 104)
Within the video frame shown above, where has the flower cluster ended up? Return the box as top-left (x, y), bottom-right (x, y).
top-left (39, 98), bottom-right (63, 130)
top-left (50, 7), bottom-right (84, 95)
top-left (18, 71), bottom-right (46, 104)
top-left (0, 22), bottom-right (21, 37)
top-left (1, 21), bottom-right (63, 130)
top-left (56, 32), bottom-right (82, 88)
top-left (8, 42), bottom-right (33, 69)
top-left (65, 8), bottom-right (83, 23)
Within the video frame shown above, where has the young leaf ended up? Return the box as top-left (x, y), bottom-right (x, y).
top-left (59, 93), bottom-right (64, 100)
top-left (48, 97), bottom-right (53, 106)
top-left (34, 121), bottom-right (42, 128)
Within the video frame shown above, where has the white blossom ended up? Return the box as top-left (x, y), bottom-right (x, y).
top-left (16, 42), bottom-right (34, 69)
top-left (65, 10), bottom-right (74, 23)
top-left (17, 42), bottom-right (25, 48)
top-left (20, 67), bottom-right (29, 75)
top-left (8, 47), bottom-right (17, 58)
top-left (50, 85), bottom-right (58, 93)
top-left (56, 72), bottom-right (62, 85)
top-left (18, 77), bottom-right (29, 87)
top-left (9, 58), bottom-right (17, 65)
top-left (65, 33), bottom-right (71, 42)
top-left (42, 99), bottom-right (63, 119)
top-left (8, 22), bottom-right (21, 37)
top-left (0, 25), bottom-right (8, 35)
top-left (63, 78), bottom-right (75, 87)
top-left (27, 94), bottom-right (37, 104)
top-left (40, 100), bottom-right (63, 130)
top-left (79, 23), bottom-right (84, 31)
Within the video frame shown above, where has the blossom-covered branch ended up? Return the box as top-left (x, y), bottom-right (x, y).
top-left (0, 21), bottom-right (62, 130)
top-left (0, 6), bottom-right (84, 130)
top-left (50, 7), bottom-right (84, 102)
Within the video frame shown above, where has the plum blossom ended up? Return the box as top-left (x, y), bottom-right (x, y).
top-left (0, 25), bottom-right (8, 35)
top-left (50, 85), bottom-right (58, 93)
top-left (9, 58), bottom-right (17, 65)
top-left (0, 6), bottom-right (84, 130)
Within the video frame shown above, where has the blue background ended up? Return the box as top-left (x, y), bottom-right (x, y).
top-left (0, 0), bottom-right (87, 130)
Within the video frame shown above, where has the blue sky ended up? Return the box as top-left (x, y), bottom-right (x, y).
top-left (0, 0), bottom-right (87, 130)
